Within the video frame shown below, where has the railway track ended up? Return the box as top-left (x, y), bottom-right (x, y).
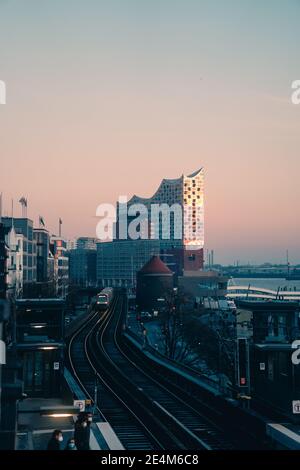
top-left (68, 298), bottom-right (165, 450)
top-left (93, 294), bottom-right (241, 450)
top-left (86, 296), bottom-right (204, 449)
top-left (68, 292), bottom-right (263, 449)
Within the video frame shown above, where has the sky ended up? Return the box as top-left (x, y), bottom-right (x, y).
top-left (0, 0), bottom-right (300, 264)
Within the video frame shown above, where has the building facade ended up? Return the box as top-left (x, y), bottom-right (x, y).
top-left (1, 217), bottom-right (37, 289)
top-left (69, 248), bottom-right (97, 287)
top-left (237, 300), bottom-right (300, 423)
top-left (76, 237), bottom-right (98, 250)
top-left (178, 270), bottom-right (228, 303)
top-left (66, 239), bottom-right (76, 251)
top-left (50, 236), bottom-right (69, 298)
top-left (15, 298), bottom-right (65, 397)
top-left (97, 168), bottom-right (205, 288)
top-left (33, 228), bottom-right (50, 283)
top-left (136, 256), bottom-right (174, 312)
top-left (0, 224), bottom-right (23, 449)
top-left (117, 168), bottom-right (204, 272)
top-left (97, 239), bottom-right (161, 288)
top-left (5, 227), bottom-right (23, 298)
top-left (0, 224), bottom-right (8, 300)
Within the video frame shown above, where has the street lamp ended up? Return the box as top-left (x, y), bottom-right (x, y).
top-left (40, 405), bottom-right (81, 417)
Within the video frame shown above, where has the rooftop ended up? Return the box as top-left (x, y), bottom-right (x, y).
top-left (139, 256), bottom-right (173, 275)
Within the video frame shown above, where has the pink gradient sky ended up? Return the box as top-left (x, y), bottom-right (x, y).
top-left (0, 1), bottom-right (300, 264)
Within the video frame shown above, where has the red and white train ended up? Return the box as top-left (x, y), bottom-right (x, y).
top-left (95, 287), bottom-right (114, 310)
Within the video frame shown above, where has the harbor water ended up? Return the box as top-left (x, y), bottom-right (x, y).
top-left (231, 278), bottom-right (300, 292)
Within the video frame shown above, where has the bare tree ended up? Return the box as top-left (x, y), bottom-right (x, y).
top-left (159, 289), bottom-right (199, 364)
top-left (158, 290), bottom-right (236, 390)
top-left (185, 313), bottom-right (236, 385)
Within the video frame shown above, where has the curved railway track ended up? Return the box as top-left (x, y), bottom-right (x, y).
top-left (93, 295), bottom-right (242, 450)
top-left (68, 292), bottom-right (264, 450)
top-left (68, 298), bottom-right (165, 450)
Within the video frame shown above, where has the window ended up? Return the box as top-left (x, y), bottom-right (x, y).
top-left (278, 352), bottom-right (288, 376)
top-left (268, 354), bottom-right (274, 381)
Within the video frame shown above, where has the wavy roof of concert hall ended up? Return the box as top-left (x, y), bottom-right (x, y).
top-left (127, 168), bottom-right (203, 205)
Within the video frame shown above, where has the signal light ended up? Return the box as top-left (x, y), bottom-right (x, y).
top-left (237, 338), bottom-right (249, 388)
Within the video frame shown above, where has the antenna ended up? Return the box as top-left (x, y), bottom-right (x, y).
top-left (0, 192), bottom-right (2, 222)
top-left (11, 198), bottom-right (14, 228)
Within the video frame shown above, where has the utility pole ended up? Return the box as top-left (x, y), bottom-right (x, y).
top-left (11, 199), bottom-right (14, 227)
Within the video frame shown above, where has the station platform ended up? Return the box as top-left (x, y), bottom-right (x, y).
top-left (16, 398), bottom-right (124, 450)
top-left (267, 422), bottom-right (300, 450)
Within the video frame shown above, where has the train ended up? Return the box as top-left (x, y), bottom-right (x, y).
top-left (95, 287), bottom-right (114, 310)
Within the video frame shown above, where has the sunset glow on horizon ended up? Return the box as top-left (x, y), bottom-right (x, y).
top-left (1, 0), bottom-right (300, 264)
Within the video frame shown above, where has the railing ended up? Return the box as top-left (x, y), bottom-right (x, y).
top-left (227, 285), bottom-right (300, 300)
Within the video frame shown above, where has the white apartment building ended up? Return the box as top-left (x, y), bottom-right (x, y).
top-left (5, 227), bottom-right (23, 298)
